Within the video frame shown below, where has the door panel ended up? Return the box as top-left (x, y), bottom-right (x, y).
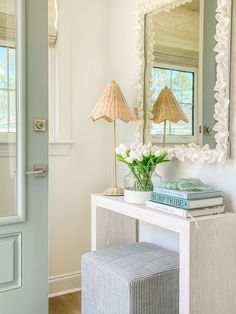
top-left (0, 0), bottom-right (48, 313)
top-left (0, 233), bottom-right (21, 292)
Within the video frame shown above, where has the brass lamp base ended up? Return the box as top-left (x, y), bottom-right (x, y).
top-left (103, 187), bottom-right (124, 196)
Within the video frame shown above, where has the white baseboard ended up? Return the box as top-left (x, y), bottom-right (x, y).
top-left (48, 271), bottom-right (81, 298)
top-left (49, 287), bottom-right (81, 298)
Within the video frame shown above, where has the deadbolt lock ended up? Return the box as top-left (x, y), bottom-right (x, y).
top-left (33, 119), bottom-right (47, 132)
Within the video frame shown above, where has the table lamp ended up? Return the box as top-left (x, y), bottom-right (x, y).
top-left (89, 81), bottom-right (135, 196)
top-left (152, 86), bottom-right (189, 146)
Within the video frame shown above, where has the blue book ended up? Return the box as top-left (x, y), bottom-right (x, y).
top-left (150, 192), bottom-right (223, 209)
top-left (146, 201), bottom-right (225, 218)
top-left (153, 187), bottom-right (222, 200)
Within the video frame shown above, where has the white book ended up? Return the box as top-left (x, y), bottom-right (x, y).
top-left (146, 201), bottom-right (225, 218)
top-left (153, 187), bottom-right (222, 200)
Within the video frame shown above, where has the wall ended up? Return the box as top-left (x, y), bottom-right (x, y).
top-left (48, 0), bottom-right (111, 296)
top-left (49, 0), bottom-right (236, 296)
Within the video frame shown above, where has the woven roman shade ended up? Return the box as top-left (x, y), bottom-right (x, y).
top-left (48, 0), bottom-right (58, 47)
top-left (0, 0), bottom-right (58, 47)
top-left (0, 0), bottom-right (16, 46)
top-left (0, 12), bottom-right (15, 44)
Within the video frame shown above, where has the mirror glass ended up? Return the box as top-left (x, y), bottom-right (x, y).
top-left (144, 0), bottom-right (218, 148)
top-left (0, 0), bottom-right (17, 217)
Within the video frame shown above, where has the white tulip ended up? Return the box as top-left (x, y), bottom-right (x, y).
top-left (154, 148), bottom-right (163, 157)
top-left (130, 143), bottom-right (137, 150)
top-left (130, 150), bottom-right (137, 159)
top-left (115, 147), bottom-right (121, 154)
top-left (136, 152), bottom-right (143, 162)
top-left (136, 143), bottom-right (143, 153)
top-left (151, 145), bottom-right (158, 155)
top-left (115, 144), bottom-right (127, 157)
top-left (119, 143), bottom-right (127, 152)
top-left (142, 146), bottom-right (150, 157)
top-left (125, 157), bottom-right (134, 163)
top-left (130, 150), bottom-right (143, 162)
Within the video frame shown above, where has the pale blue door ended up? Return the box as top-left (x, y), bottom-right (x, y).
top-left (0, 0), bottom-right (48, 313)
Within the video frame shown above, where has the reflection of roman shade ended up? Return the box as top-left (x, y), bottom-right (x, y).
top-left (152, 5), bottom-right (199, 68)
top-left (0, 0), bottom-right (58, 47)
top-left (153, 48), bottom-right (199, 68)
top-left (48, 0), bottom-right (58, 47)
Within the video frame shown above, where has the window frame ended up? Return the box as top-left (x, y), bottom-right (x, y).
top-left (151, 62), bottom-right (200, 145)
top-left (48, 0), bottom-right (73, 156)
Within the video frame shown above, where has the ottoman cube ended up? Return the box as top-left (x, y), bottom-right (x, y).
top-left (82, 242), bottom-right (179, 314)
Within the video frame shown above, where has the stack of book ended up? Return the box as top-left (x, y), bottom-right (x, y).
top-left (146, 187), bottom-right (225, 218)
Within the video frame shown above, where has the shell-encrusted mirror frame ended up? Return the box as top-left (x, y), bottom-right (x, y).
top-left (134, 0), bottom-right (232, 164)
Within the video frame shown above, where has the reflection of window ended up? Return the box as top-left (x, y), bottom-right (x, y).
top-left (151, 65), bottom-right (197, 140)
top-left (0, 46), bottom-right (16, 133)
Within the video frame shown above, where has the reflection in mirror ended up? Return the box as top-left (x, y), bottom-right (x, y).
top-left (144, 0), bottom-right (217, 148)
top-left (0, 0), bottom-right (16, 217)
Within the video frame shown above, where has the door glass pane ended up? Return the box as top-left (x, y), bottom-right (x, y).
top-left (0, 0), bottom-right (16, 217)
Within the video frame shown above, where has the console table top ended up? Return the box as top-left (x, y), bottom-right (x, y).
top-left (92, 193), bottom-right (234, 233)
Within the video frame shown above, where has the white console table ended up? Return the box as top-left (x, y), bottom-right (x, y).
top-left (91, 194), bottom-right (236, 314)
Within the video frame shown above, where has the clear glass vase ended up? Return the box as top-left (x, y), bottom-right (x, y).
top-left (124, 165), bottom-right (162, 204)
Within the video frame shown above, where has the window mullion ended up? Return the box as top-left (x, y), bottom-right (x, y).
top-left (7, 47), bottom-right (10, 133)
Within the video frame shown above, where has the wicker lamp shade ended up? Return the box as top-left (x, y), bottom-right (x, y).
top-left (152, 86), bottom-right (189, 124)
top-left (89, 81), bottom-right (135, 123)
top-left (152, 86), bottom-right (189, 147)
top-left (89, 81), bottom-right (135, 196)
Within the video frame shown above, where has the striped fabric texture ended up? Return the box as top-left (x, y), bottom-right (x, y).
top-left (82, 242), bottom-right (179, 314)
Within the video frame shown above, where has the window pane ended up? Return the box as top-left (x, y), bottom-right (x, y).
top-left (9, 90), bottom-right (16, 132)
top-left (172, 71), bottom-right (183, 103)
top-left (0, 90), bottom-right (8, 132)
top-left (9, 48), bottom-right (16, 90)
top-left (172, 89), bottom-right (182, 103)
top-left (183, 91), bottom-right (193, 104)
top-left (0, 47), bottom-right (16, 133)
top-left (152, 68), bottom-right (171, 101)
top-left (0, 47), bottom-right (7, 89)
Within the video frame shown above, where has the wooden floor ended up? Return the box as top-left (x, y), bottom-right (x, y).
top-left (49, 292), bottom-right (81, 314)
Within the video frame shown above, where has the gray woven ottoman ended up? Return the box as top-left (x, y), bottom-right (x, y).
top-left (82, 242), bottom-right (179, 314)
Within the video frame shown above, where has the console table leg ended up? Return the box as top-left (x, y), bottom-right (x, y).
top-left (188, 215), bottom-right (236, 314)
top-left (91, 202), bottom-right (136, 251)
